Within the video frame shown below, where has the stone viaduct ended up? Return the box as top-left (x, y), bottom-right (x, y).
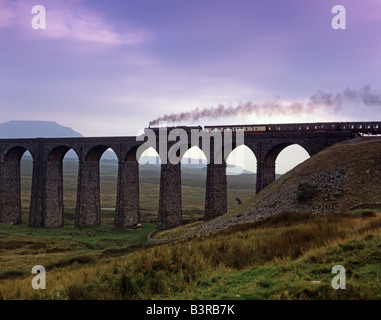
top-left (0, 127), bottom-right (355, 230)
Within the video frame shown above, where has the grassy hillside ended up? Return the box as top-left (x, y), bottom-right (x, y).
top-left (0, 208), bottom-right (157, 282)
top-left (1, 210), bottom-right (380, 299)
top-left (152, 138), bottom-right (381, 239)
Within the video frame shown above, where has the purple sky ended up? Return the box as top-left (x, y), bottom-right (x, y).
top-left (1, 0), bottom-right (380, 137)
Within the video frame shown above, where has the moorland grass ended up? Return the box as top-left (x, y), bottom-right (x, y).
top-left (1, 211), bottom-right (380, 300)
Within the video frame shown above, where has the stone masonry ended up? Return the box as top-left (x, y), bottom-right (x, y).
top-left (0, 129), bottom-right (355, 229)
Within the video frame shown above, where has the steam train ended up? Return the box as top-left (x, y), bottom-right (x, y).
top-left (204, 122), bottom-right (381, 134)
top-left (148, 122), bottom-right (381, 135)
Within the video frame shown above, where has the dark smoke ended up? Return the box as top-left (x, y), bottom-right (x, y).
top-left (149, 85), bottom-right (381, 126)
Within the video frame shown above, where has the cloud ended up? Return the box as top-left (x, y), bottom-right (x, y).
top-left (0, 0), bottom-right (151, 45)
top-left (45, 3), bottom-right (150, 45)
top-left (0, 0), bottom-right (20, 28)
top-left (350, 0), bottom-right (381, 22)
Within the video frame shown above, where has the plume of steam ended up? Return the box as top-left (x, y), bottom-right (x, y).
top-left (149, 85), bottom-right (381, 126)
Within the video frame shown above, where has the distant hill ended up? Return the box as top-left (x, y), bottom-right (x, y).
top-left (0, 120), bottom-right (83, 138)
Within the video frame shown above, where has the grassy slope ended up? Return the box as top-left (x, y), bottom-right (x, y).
top-left (0, 209), bottom-right (157, 280)
top-left (152, 138), bottom-right (381, 240)
top-left (244, 139), bottom-right (381, 214)
top-left (0, 211), bottom-right (380, 299)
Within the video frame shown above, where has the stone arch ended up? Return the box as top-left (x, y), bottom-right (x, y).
top-left (181, 145), bottom-right (207, 165)
top-left (114, 145), bottom-right (146, 229)
top-left (180, 146), bottom-right (207, 221)
top-left (264, 142), bottom-right (311, 164)
top-left (48, 145), bottom-right (79, 162)
top-left (225, 144), bottom-right (257, 175)
top-left (44, 146), bottom-right (79, 227)
top-left (258, 142), bottom-right (311, 192)
top-left (225, 144), bottom-right (257, 208)
top-left (0, 146), bottom-right (33, 225)
top-left (187, 129), bottom-right (224, 165)
top-left (126, 145), bottom-right (139, 163)
top-left (166, 133), bottom-right (190, 165)
top-left (274, 144), bottom-right (310, 174)
top-left (205, 132), bottom-right (224, 165)
top-left (75, 145), bottom-right (118, 228)
top-left (202, 135), bottom-right (239, 221)
top-left (4, 146), bottom-right (30, 162)
top-left (135, 146), bottom-right (161, 229)
top-left (158, 143), bottom-right (184, 229)
top-left (85, 145), bottom-right (113, 162)
top-left (126, 144), bottom-right (159, 164)
top-left (264, 142), bottom-right (295, 164)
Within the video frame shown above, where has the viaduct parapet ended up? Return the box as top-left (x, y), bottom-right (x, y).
top-left (0, 129), bottom-right (355, 229)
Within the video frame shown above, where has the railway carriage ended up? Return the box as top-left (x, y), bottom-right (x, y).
top-left (149, 121), bottom-right (381, 135)
top-left (339, 122), bottom-right (380, 134)
top-left (204, 122), bottom-right (381, 134)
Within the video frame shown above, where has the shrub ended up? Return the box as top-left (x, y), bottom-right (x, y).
top-left (360, 210), bottom-right (376, 217)
top-left (67, 284), bottom-right (93, 300)
top-left (297, 181), bottom-right (318, 203)
top-left (120, 273), bottom-right (141, 299)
